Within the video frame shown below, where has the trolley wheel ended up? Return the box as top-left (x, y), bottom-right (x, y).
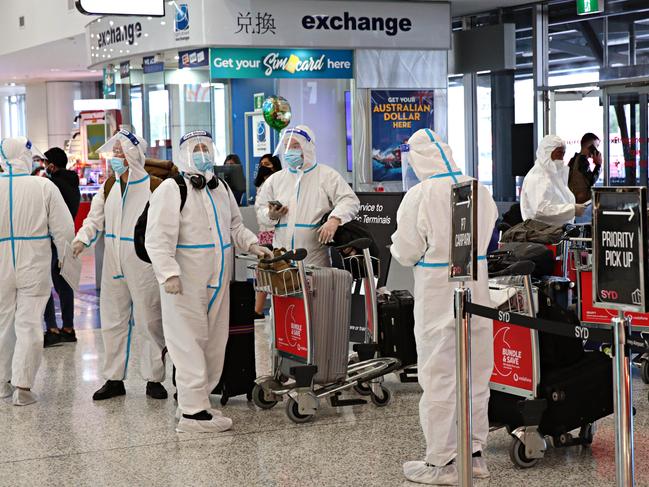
top-left (642, 361), bottom-right (649, 385)
top-left (509, 438), bottom-right (540, 469)
top-left (579, 423), bottom-right (596, 446)
top-left (354, 382), bottom-right (372, 396)
top-left (370, 386), bottom-right (392, 407)
top-left (252, 383), bottom-right (278, 410)
top-left (285, 397), bottom-right (314, 424)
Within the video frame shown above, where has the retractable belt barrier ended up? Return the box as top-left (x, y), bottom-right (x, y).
top-left (464, 302), bottom-right (648, 354)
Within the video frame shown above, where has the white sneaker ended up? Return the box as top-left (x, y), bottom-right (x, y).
top-left (403, 461), bottom-right (458, 485)
top-left (175, 407), bottom-right (224, 420)
top-left (175, 415), bottom-right (233, 433)
top-left (472, 456), bottom-right (490, 479)
top-left (0, 382), bottom-right (14, 398)
top-left (12, 389), bottom-right (37, 406)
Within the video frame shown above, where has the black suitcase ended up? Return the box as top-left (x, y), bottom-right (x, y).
top-left (378, 290), bottom-right (417, 368)
top-left (538, 276), bottom-right (571, 310)
top-left (213, 280), bottom-right (256, 405)
top-left (489, 351), bottom-right (613, 439)
top-left (537, 289), bottom-right (584, 370)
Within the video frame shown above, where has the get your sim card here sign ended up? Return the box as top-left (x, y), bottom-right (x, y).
top-left (210, 48), bottom-right (353, 79)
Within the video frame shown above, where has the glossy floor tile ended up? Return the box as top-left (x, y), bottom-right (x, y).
top-left (2, 325), bottom-right (649, 486)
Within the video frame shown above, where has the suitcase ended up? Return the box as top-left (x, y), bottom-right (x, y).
top-left (489, 351), bottom-right (613, 438)
top-left (213, 280), bottom-right (257, 405)
top-left (279, 268), bottom-right (352, 384)
top-left (537, 288), bottom-right (584, 370)
top-left (378, 290), bottom-right (417, 368)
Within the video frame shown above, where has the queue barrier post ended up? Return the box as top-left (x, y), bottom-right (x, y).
top-left (612, 312), bottom-right (635, 487)
top-left (454, 285), bottom-right (473, 487)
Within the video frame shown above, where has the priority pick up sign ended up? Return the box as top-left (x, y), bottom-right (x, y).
top-left (593, 187), bottom-right (648, 312)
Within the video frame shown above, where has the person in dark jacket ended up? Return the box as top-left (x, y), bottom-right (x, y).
top-left (568, 133), bottom-right (602, 204)
top-left (43, 147), bottom-right (81, 347)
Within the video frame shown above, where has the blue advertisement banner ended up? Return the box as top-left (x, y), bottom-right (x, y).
top-left (371, 90), bottom-right (434, 182)
top-left (143, 55), bottom-right (164, 74)
top-left (210, 48), bottom-right (353, 79)
top-left (179, 48), bottom-right (209, 69)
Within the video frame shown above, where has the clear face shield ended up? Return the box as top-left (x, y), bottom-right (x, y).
top-left (273, 128), bottom-right (311, 171)
top-left (97, 130), bottom-right (147, 178)
top-left (401, 144), bottom-right (420, 191)
top-left (178, 130), bottom-right (220, 175)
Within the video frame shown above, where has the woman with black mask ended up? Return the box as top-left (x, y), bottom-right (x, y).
top-left (254, 154), bottom-right (281, 321)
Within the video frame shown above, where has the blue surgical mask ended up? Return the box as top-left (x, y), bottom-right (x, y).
top-left (110, 157), bottom-right (127, 177)
top-left (192, 153), bottom-right (214, 173)
top-left (284, 149), bottom-right (304, 170)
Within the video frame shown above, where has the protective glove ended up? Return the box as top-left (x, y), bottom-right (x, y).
top-left (250, 244), bottom-right (274, 259)
top-left (164, 276), bottom-right (183, 295)
top-left (268, 203), bottom-right (288, 221)
top-left (72, 240), bottom-right (86, 258)
top-left (318, 217), bottom-right (341, 244)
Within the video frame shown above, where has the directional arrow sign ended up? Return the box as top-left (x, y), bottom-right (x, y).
top-left (593, 187), bottom-right (648, 312)
top-left (603, 208), bottom-right (635, 222)
top-left (449, 180), bottom-right (478, 282)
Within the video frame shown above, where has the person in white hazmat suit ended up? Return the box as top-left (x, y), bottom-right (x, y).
top-left (391, 129), bottom-right (498, 485)
top-left (145, 130), bottom-right (272, 433)
top-left (72, 130), bottom-right (168, 401)
top-left (0, 137), bottom-right (74, 406)
top-left (520, 135), bottom-right (587, 226)
top-left (255, 125), bottom-right (360, 267)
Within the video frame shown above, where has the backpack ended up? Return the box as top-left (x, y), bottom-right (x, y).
top-left (133, 176), bottom-right (232, 263)
top-left (133, 175), bottom-right (188, 263)
top-left (320, 212), bottom-right (381, 278)
top-left (567, 156), bottom-right (591, 204)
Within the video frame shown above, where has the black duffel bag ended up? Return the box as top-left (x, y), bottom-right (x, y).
top-left (490, 242), bottom-right (554, 278)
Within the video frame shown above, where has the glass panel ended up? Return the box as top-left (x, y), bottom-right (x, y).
top-left (609, 94), bottom-right (641, 186)
top-left (554, 94), bottom-right (604, 160)
top-left (448, 76), bottom-right (466, 174)
top-left (130, 86), bottom-right (143, 137)
top-left (477, 74), bottom-right (493, 193)
top-left (146, 86), bottom-right (170, 159)
top-left (212, 83), bottom-right (228, 158)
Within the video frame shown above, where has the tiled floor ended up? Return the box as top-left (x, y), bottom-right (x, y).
top-left (2, 325), bottom-right (649, 486)
top-left (5, 256), bottom-right (649, 486)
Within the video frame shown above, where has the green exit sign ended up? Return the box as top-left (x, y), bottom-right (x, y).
top-left (577, 0), bottom-right (603, 15)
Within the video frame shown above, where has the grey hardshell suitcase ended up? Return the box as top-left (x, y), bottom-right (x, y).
top-left (280, 267), bottom-right (352, 384)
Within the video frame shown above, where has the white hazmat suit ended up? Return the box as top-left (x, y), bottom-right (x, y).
top-left (74, 130), bottom-right (166, 391)
top-left (391, 129), bottom-right (498, 482)
top-left (145, 130), bottom-right (267, 432)
top-left (255, 125), bottom-right (360, 266)
top-left (0, 138), bottom-right (74, 402)
top-left (520, 135), bottom-right (576, 226)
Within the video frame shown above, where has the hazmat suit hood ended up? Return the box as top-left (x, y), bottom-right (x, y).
top-left (533, 135), bottom-right (567, 178)
top-left (0, 137), bottom-right (39, 175)
top-left (404, 129), bottom-right (461, 183)
top-left (98, 129), bottom-right (148, 181)
top-left (274, 125), bottom-right (316, 172)
top-left (177, 130), bottom-right (219, 177)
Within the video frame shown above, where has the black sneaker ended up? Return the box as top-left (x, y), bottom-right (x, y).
top-left (44, 331), bottom-right (62, 348)
top-left (92, 380), bottom-right (126, 400)
top-left (59, 329), bottom-right (77, 343)
top-left (146, 382), bottom-right (168, 400)
top-left (254, 312), bottom-right (266, 320)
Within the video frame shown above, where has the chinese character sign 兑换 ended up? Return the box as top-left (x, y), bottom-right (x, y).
top-left (236, 11), bottom-right (277, 35)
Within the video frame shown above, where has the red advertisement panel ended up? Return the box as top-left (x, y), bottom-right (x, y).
top-left (272, 295), bottom-right (308, 361)
top-left (490, 320), bottom-right (535, 394)
top-left (580, 271), bottom-right (649, 328)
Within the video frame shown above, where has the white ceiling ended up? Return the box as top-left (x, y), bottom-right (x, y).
top-left (0, 34), bottom-right (101, 84)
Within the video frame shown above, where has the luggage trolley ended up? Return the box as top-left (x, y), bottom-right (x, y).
top-left (250, 239), bottom-right (401, 423)
top-left (487, 262), bottom-right (604, 468)
top-left (570, 236), bottom-right (649, 384)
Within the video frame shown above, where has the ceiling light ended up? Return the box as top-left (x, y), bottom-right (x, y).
top-left (109, 20), bottom-right (114, 26)
top-left (174, 55), bottom-right (179, 60)
top-left (160, 21), bottom-right (166, 26)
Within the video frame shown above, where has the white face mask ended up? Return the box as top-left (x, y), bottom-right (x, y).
top-left (553, 159), bottom-right (565, 169)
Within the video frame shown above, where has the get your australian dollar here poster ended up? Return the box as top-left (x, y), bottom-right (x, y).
top-left (371, 90), bottom-right (434, 182)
